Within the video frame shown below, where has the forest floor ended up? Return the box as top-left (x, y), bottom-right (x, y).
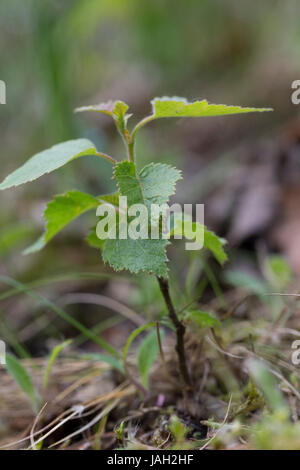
top-left (1, 285), bottom-right (299, 450)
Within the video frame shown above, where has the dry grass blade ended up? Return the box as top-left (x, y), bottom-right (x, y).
top-left (59, 293), bottom-right (144, 326)
top-left (53, 368), bottom-right (103, 403)
top-left (30, 402), bottom-right (48, 450)
top-left (200, 394), bottom-right (233, 450)
top-left (48, 398), bottom-right (120, 449)
top-left (27, 406), bottom-right (85, 450)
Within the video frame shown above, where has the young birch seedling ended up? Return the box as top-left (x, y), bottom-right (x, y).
top-left (0, 97), bottom-right (272, 391)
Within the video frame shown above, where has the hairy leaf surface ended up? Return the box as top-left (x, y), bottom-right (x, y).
top-left (101, 161), bottom-right (181, 277)
top-left (114, 161), bottom-right (181, 206)
top-left (103, 237), bottom-right (169, 277)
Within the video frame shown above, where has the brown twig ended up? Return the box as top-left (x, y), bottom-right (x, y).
top-left (157, 277), bottom-right (192, 389)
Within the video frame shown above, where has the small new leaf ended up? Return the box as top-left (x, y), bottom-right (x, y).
top-left (0, 139), bottom-right (98, 190)
top-left (75, 100), bottom-right (131, 135)
top-left (75, 100), bottom-right (119, 116)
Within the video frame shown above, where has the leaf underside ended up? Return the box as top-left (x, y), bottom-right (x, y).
top-left (0, 139), bottom-right (97, 190)
top-left (75, 100), bottom-right (128, 116)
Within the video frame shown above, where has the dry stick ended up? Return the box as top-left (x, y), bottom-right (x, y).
top-left (157, 277), bottom-right (192, 389)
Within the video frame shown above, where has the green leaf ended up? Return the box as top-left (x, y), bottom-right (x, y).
top-left (98, 192), bottom-right (120, 207)
top-left (43, 340), bottom-right (72, 389)
top-left (225, 270), bottom-right (268, 297)
top-left (122, 322), bottom-right (156, 370)
top-left (101, 161), bottom-right (181, 277)
top-left (85, 194), bottom-right (116, 249)
top-left (171, 219), bottom-right (227, 265)
top-left (114, 161), bottom-right (181, 206)
top-left (138, 162), bottom-right (182, 205)
top-left (185, 310), bottom-right (221, 329)
top-left (24, 190), bottom-right (99, 254)
top-left (203, 228), bottom-right (227, 265)
top-left (103, 238), bottom-right (169, 277)
top-left (113, 160), bottom-right (143, 206)
top-left (6, 353), bottom-right (40, 413)
top-left (86, 227), bottom-right (106, 250)
top-left (81, 353), bottom-right (124, 374)
top-left (86, 192), bottom-right (120, 251)
top-left (247, 359), bottom-right (288, 414)
top-left (43, 191), bottom-right (99, 243)
top-left (137, 328), bottom-right (163, 389)
top-left (113, 101), bottom-right (131, 134)
top-left (0, 139), bottom-right (98, 190)
top-left (151, 97), bottom-right (273, 119)
top-left (263, 255), bottom-right (292, 290)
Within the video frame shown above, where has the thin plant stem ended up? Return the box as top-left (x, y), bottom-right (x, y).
top-left (157, 277), bottom-right (192, 389)
top-left (131, 115), bottom-right (155, 140)
top-left (127, 139), bottom-right (135, 162)
top-left (127, 114), bottom-right (155, 162)
top-left (95, 151), bottom-right (117, 165)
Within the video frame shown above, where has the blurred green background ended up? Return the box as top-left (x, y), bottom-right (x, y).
top-left (0, 0), bottom-right (300, 354)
